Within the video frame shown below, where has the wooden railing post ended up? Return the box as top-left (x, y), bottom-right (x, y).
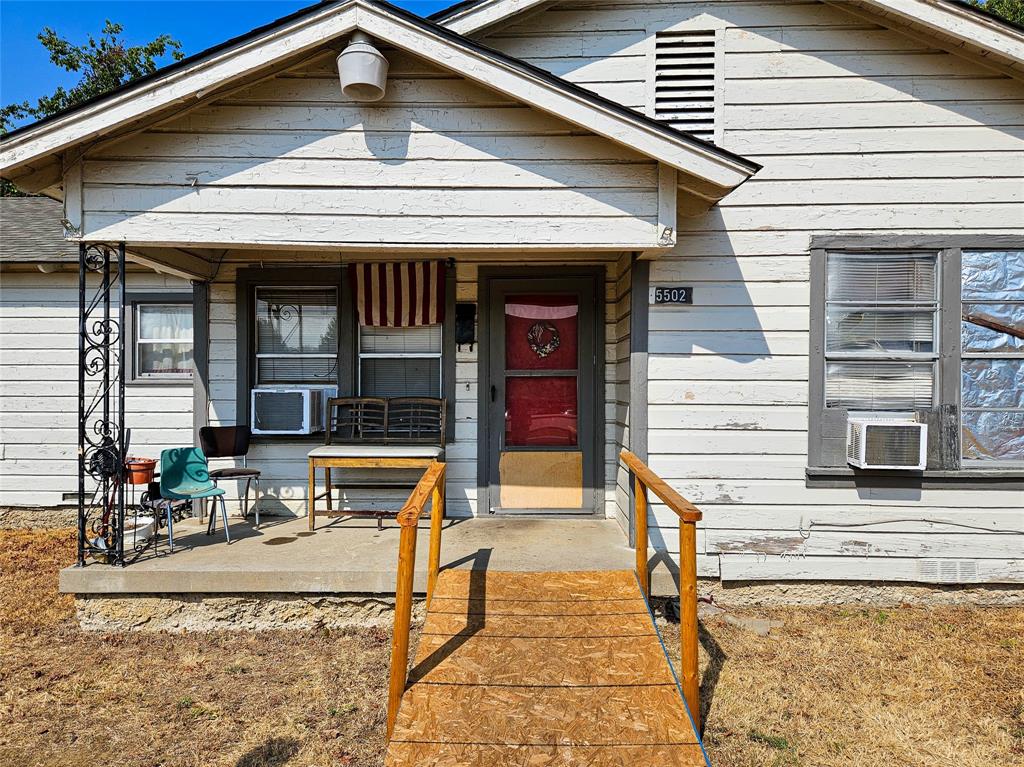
top-left (679, 518), bottom-right (700, 732)
top-left (620, 449), bottom-right (703, 734)
top-left (634, 475), bottom-right (649, 599)
top-left (426, 466), bottom-right (446, 608)
top-left (386, 461), bottom-right (446, 741)
top-left (386, 520), bottom-right (417, 740)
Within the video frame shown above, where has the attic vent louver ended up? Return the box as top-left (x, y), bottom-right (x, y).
top-left (654, 31), bottom-right (717, 143)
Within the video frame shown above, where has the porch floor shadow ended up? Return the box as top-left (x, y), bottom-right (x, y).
top-left (59, 516), bottom-right (634, 595)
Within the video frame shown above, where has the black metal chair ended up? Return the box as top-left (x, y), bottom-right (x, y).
top-left (199, 425), bottom-right (261, 528)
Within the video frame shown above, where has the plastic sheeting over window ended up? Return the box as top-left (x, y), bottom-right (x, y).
top-left (961, 250), bottom-right (1024, 463)
top-left (962, 303), bottom-right (1024, 353)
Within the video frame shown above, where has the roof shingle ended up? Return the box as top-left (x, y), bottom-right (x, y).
top-left (0, 197), bottom-right (79, 263)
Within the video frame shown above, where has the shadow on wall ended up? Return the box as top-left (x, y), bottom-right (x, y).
top-left (652, 206), bottom-right (776, 361)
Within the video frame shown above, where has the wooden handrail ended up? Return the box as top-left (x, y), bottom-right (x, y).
top-left (620, 448), bottom-right (703, 732)
top-left (621, 449), bottom-right (702, 522)
top-left (386, 460), bottom-right (446, 740)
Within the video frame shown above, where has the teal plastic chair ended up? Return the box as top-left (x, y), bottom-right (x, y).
top-left (159, 447), bottom-right (231, 547)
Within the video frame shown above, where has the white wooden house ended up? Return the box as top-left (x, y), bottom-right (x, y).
top-left (1, 0), bottom-right (1022, 586)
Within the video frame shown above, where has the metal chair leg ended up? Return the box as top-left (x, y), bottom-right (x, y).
top-left (207, 479), bottom-right (219, 536)
top-left (252, 477), bottom-right (261, 528)
top-left (242, 477), bottom-right (252, 519)
top-left (220, 495), bottom-right (231, 544)
top-left (166, 503), bottom-right (175, 553)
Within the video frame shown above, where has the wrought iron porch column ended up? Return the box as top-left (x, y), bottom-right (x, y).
top-left (77, 242), bottom-right (127, 566)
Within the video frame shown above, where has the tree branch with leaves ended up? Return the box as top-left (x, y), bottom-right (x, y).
top-left (1, 21), bottom-right (184, 195)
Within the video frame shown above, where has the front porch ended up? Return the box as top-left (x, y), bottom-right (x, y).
top-left (59, 515), bottom-right (663, 596)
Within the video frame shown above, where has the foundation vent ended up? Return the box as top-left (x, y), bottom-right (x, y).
top-left (654, 30), bottom-right (717, 142)
top-left (918, 559), bottom-right (980, 584)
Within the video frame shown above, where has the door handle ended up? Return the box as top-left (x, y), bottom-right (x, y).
top-left (490, 385), bottom-right (497, 402)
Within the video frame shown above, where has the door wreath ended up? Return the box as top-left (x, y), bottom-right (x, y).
top-left (527, 321), bottom-right (560, 358)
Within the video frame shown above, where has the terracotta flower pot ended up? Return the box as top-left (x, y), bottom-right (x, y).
top-left (125, 457), bottom-right (157, 485)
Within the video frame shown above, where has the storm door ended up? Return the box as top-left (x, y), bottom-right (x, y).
top-left (485, 277), bottom-right (598, 514)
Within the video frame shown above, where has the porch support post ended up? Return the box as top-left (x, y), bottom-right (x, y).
top-left (76, 242), bottom-right (127, 565)
top-left (192, 280), bottom-right (210, 520)
top-left (116, 243), bottom-right (126, 566)
top-left (77, 242), bottom-right (86, 567)
top-left (192, 281), bottom-right (210, 446)
top-left (628, 257), bottom-right (649, 549)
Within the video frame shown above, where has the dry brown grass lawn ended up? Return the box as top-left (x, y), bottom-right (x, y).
top-left (1, 528), bottom-right (1021, 767)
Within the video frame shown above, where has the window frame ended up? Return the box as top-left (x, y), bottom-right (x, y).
top-left (822, 249), bottom-right (941, 413)
top-left (254, 285), bottom-right (340, 387)
top-left (357, 324), bottom-right (444, 399)
top-left (808, 235), bottom-right (1024, 483)
top-left (126, 292), bottom-right (194, 385)
top-left (958, 247), bottom-right (1024, 469)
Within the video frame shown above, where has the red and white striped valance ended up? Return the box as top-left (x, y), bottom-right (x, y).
top-left (350, 261), bottom-right (446, 327)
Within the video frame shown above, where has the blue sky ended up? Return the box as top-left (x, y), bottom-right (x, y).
top-left (1, 0), bottom-right (451, 112)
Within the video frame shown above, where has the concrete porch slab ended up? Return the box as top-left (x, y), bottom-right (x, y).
top-left (59, 516), bottom-right (637, 595)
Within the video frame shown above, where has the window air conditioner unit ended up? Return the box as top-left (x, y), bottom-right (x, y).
top-left (251, 387), bottom-right (335, 435)
top-left (846, 418), bottom-right (927, 471)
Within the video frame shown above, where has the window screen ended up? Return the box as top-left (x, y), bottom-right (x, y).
top-left (824, 252), bottom-right (938, 410)
top-left (960, 250), bottom-right (1024, 462)
top-left (136, 303), bottom-right (193, 377)
top-left (358, 324), bottom-right (442, 397)
top-left (255, 287), bottom-right (338, 385)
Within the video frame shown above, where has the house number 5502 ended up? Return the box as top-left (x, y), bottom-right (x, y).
top-left (650, 286), bottom-right (693, 305)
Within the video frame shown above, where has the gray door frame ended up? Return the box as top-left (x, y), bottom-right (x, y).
top-left (476, 266), bottom-right (605, 515)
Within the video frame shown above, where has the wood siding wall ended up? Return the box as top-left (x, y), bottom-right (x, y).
top-left (77, 51), bottom-right (662, 250)
top-left (0, 269), bottom-right (193, 508)
top-left (485, 0), bottom-right (1024, 583)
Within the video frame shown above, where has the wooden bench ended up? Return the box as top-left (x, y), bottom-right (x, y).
top-left (307, 397), bottom-right (446, 531)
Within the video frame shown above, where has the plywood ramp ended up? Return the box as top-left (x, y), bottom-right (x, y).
top-left (385, 569), bottom-right (709, 767)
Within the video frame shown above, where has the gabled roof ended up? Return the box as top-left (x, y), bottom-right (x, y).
top-left (0, 0), bottom-right (758, 203)
top-left (0, 197), bottom-right (79, 263)
top-left (435, 0), bottom-right (1024, 77)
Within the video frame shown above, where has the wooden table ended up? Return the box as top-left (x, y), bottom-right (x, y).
top-left (307, 452), bottom-right (437, 531)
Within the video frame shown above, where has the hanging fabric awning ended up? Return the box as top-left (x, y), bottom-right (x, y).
top-left (350, 261), bottom-right (446, 327)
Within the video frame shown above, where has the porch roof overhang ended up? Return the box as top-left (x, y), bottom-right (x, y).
top-left (0, 0), bottom-right (758, 206)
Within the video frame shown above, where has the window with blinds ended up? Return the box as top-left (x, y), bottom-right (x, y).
top-left (255, 287), bottom-right (338, 385)
top-left (359, 324), bottom-right (442, 398)
top-left (654, 30), bottom-right (717, 143)
top-left (824, 252), bottom-right (939, 411)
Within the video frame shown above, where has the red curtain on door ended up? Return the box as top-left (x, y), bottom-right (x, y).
top-left (349, 261), bottom-right (446, 327)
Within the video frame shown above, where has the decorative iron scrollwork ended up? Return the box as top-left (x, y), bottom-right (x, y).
top-left (78, 243), bottom-right (128, 566)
